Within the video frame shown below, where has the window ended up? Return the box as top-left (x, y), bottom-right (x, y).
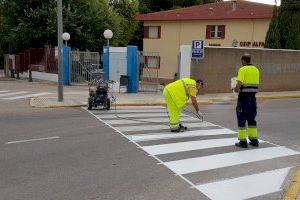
top-left (206, 25), bottom-right (225, 39)
top-left (144, 56), bottom-right (160, 68)
top-left (144, 26), bottom-right (161, 39)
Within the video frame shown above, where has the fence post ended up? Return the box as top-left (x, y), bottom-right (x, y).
top-left (127, 46), bottom-right (139, 93)
top-left (63, 46), bottom-right (71, 85)
top-left (103, 46), bottom-right (109, 80)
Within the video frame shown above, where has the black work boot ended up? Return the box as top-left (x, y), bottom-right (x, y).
top-left (171, 126), bottom-right (186, 133)
top-left (235, 140), bottom-right (248, 148)
top-left (249, 138), bottom-right (259, 147)
top-left (179, 124), bottom-right (187, 130)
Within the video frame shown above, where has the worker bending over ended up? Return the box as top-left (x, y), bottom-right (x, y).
top-left (163, 78), bottom-right (204, 132)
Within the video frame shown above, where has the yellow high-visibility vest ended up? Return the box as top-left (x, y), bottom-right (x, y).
top-left (165, 78), bottom-right (197, 108)
top-left (237, 64), bottom-right (260, 93)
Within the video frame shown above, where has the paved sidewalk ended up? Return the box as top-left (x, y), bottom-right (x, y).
top-left (29, 86), bottom-right (300, 108)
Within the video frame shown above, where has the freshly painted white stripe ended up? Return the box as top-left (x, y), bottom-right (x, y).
top-left (5, 136), bottom-right (60, 144)
top-left (0, 90), bottom-right (9, 93)
top-left (3, 92), bottom-right (52, 100)
top-left (165, 146), bottom-right (299, 174)
top-left (111, 106), bottom-right (165, 109)
top-left (0, 91), bottom-right (28, 97)
top-left (116, 122), bottom-right (215, 132)
top-left (196, 167), bottom-right (291, 200)
top-left (143, 138), bottom-right (262, 155)
top-left (98, 113), bottom-right (169, 119)
top-left (99, 109), bottom-right (167, 113)
top-left (128, 129), bottom-right (236, 142)
top-left (105, 116), bottom-right (199, 125)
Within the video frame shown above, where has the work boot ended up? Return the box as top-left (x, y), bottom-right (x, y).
top-left (235, 140), bottom-right (248, 148)
top-left (179, 124), bottom-right (187, 130)
top-left (171, 126), bottom-right (186, 133)
top-left (249, 138), bottom-right (259, 147)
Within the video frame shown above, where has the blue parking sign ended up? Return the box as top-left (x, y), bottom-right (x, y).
top-left (191, 40), bottom-right (204, 59)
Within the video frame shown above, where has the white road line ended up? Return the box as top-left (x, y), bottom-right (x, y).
top-left (96, 113), bottom-right (169, 118)
top-left (196, 167), bottom-right (291, 200)
top-left (97, 109), bottom-right (167, 113)
top-left (128, 129), bottom-right (236, 142)
top-left (105, 116), bottom-right (199, 125)
top-left (112, 106), bottom-right (165, 109)
top-left (2, 92), bottom-right (52, 100)
top-left (0, 91), bottom-right (29, 97)
top-left (116, 122), bottom-right (215, 132)
top-left (165, 146), bottom-right (299, 175)
top-left (143, 138), bottom-right (262, 156)
top-left (0, 90), bottom-right (9, 93)
top-left (5, 136), bottom-right (60, 144)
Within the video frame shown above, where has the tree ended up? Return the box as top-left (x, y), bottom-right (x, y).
top-left (265, 0), bottom-right (300, 50)
top-left (0, 0), bottom-right (132, 55)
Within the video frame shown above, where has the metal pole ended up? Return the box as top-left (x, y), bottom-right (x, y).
top-left (107, 39), bottom-right (109, 47)
top-left (57, 0), bottom-right (63, 102)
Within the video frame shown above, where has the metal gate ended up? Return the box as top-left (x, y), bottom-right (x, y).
top-left (139, 52), bottom-right (160, 92)
top-left (70, 51), bottom-right (101, 84)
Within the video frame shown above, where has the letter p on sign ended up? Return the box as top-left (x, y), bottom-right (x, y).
top-left (193, 40), bottom-right (203, 49)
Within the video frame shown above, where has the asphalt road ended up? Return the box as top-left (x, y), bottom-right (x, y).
top-left (0, 98), bottom-right (299, 200)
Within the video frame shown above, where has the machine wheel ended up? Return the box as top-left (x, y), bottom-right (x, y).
top-left (105, 98), bottom-right (111, 110)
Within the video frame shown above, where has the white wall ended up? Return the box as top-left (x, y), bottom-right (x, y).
top-left (20, 71), bottom-right (58, 82)
top-left (179, 45), bottom-right (192, 78)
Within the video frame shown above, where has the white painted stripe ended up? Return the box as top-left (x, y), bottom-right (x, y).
top-left (196, 167), bottom-right (291, 200)
top-left (165, 146), bottom-right (299, 174)
top-left (5, 136), bottom-right (60, 144)
top-left (0, 90), bottom-right (9, 93)
top-left (143, 138), bottom-right (261, 155)
top-left (98, 113), bottom-right (169, 119)
top-left (105, 116), bottom-right (199, 125)
top-left (98, 109), bottom-right (167, 114)
top-left (129, 128), bottom-right (236, 142)
top-left (116, 122), bottom-right (215, 132)
top-left (111, 106), bottom-right (165, 109)
top-left (3, 92), bottom-right (52, 100)
top-left (0, 91), bottom-right (28, 97)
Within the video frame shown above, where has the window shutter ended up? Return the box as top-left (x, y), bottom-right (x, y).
top-left (144, 26), bottom-right (149, 38)
top-left (206, 25), bottom-right (211, 39)
top-left (158, 26), bottom-right (161, 39)
top-left (220, 25), bottom-right (225, 39)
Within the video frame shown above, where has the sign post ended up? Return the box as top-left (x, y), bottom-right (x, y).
top-left (191, 40), bottom-right (204, 59)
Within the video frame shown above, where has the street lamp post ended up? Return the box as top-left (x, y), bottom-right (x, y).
top-left (57, 0), bottom-right (63, 102)
top-left (62, 32), bottom-right (70, 46)
top-left (103, 29), bottom-right (113, 46)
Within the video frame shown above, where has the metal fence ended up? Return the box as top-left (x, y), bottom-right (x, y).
top-left (70, 51), bottom-right (101, 85)
top-left (138, 51), bottom-right (160, 92)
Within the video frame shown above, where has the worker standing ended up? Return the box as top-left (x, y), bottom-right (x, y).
top-left (163, 78), bottom-right (204, 132)
top-left (233, 53), bottom-right (260, 148)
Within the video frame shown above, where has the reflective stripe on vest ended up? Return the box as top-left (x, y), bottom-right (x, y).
top-left (241, 83), bottom-right (259, 93)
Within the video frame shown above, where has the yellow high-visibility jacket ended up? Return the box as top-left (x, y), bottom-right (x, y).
top-left (165, 78), bottom-right (197, 108)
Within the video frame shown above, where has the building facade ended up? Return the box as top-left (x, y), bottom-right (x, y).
top-left (137, 1), bottom-right (274, 80)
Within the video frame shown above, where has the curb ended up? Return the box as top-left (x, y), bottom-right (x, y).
top-left (29, 95), bottom-right (300, 108)
top-left (284, 166), bottom-right (300, 200)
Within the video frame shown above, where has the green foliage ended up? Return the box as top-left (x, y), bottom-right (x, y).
top-left (265, 0), bottom-right (300, 50)
top-left (0, 0), bottom-right (137, 54)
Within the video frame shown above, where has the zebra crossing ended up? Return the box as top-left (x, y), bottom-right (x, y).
top-left (86, 106), bottom-right (300, 200)
top-left (0, 90), bottom-right (51, 100)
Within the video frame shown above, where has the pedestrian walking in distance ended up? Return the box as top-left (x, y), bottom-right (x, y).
top-left (163, 78), bottom-right (204, 132)
top-left (233, 53), bottom-right (260, 148)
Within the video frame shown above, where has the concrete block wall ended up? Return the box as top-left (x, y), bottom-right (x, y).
top-left (190, 47), bottom-right (300, 93)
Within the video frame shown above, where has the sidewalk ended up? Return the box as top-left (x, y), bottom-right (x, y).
top-left (29, 85), bottom-right (300, 108)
